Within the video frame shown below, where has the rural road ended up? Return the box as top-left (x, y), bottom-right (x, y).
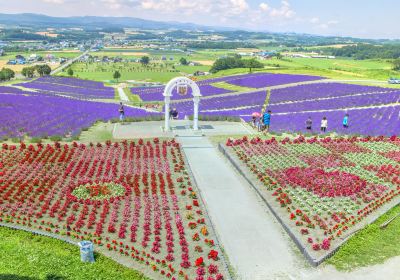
top-left (50, 49), bottom-right (90, 75)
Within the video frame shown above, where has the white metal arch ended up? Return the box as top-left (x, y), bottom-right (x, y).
top-left (163, 77), bottom-right (202, 131)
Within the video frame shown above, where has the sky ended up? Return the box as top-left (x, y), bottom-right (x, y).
top-left (0, 0), bottom-right (399, 39)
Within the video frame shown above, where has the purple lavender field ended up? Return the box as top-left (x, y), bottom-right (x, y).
top-left (16, 76), bottom-right (115, 99)
top-left (0, 91), bottom-right (157, 139)
top-left (131, 84), bottom-right (232, 101)
top-left (168, 81), bottom-right (399, 136)
top-left (227, 73), bottom-right (323, 88)
top-left (130, 72), bottom-right (323, 102)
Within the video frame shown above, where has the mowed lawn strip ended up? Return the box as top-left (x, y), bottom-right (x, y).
top-left (0, 227), bottom-right (148, 280)
top-left (327, 205), bottom-right (400, 271)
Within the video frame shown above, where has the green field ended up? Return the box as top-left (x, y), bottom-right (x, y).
top-left (327, 205), bottom-right (400, 271)
top-left (261, 57), bottom-right (397, 81)
top-left (58, 61), bottom-right (210, 83)
top-left (0, 226), bottom-right (148, 280)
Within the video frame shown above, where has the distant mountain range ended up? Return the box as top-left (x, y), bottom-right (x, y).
top-left (0, 13), bottom-right (232, 31)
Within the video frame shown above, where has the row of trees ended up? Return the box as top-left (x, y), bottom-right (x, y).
top-left (392, 59), bottom-right (400, 71)
top-left (326, 44), bottom-right (400, 60)
top-left (21, 65), bottom-right (52, 78)
top-left (210, 55), bottom-right (264, 73)
top-left (0, 68), bottom-right (15, 81)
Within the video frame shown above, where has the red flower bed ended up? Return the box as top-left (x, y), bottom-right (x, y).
top-left (227, 135), bottom-right (400, 258)
top-left (283, 167), bottom-right (367, 197)
top-left (0, 140), bottom-right (224, 279)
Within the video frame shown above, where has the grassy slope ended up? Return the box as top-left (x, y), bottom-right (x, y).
top-left (0, 227), bottom-right (148, 280)
top-left (327, 205), bottom-right (400, 271)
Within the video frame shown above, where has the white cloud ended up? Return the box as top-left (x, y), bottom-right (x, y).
top-left (327, 20), bottom-right (339, 25)
top-left (259, 3), bottom-right (269, 12)
top-left (310, 17), bottom-right (319, 24)
top-left (42, 0), bottom-right (65, 3)
top-left (268, 1), bottom-right (295, 18)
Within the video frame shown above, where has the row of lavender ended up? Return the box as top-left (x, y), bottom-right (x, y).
top-left (16, 76), bottom-right (115, 99)
top-left (0, 87), bottom-right (158, 139)
top-left (131, 72), bottom-right (323, 101)
top-left (169, 82), bottom-right (399, 136)
top-left (132, 84), bottom-right (232, 102)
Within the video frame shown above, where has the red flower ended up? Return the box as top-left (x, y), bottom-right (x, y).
top-left (195, 257), bottom-right (204, 267)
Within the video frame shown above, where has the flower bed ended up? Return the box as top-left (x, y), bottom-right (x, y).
top-left (0, 139), bottom-right (225, 280)
top-left (225, 135), bottom-right (400, 263)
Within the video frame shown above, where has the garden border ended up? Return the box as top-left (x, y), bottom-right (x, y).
top-left (180, 144), bottom-right (234, 280)
top-left (218, 142), bottom-right (400, 267)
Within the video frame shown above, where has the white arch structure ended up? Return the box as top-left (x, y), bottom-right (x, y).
top-left (163, 77), bottom-right (202, 131)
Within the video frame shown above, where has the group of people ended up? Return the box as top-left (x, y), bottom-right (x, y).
top-left (118, 103), bottom-right (179, 122)
top-left (252, 110), bottom-right (272, 132)
top-left (169, 108), bottom-right (179, 119)
top-left (252, 111), bottom-right (350, 133)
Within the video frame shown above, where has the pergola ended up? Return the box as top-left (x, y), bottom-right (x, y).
top-left (163, 77), bottom-right (202, 131)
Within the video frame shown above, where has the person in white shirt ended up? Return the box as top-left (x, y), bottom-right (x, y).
top-left (321, 117), bottom-right (328, 132)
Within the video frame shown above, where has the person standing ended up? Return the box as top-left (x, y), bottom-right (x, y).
top-left (263, 110), bottom-right (271, 132)
top-left (305, 117), bottom-right (313, 131)
top-left (119, 102), bottom-right (125, 122)
top-left (343, 114), bottom-right (349, 128)
top-left (321, 117), bottom-right (328, 132)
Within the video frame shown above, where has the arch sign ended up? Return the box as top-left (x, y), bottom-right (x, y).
top-left (163, 77), bottom-right (202, 131)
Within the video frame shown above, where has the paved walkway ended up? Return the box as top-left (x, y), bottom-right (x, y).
top-left (179, 136), bottom-right (301, 279)
top-left (118, 87), bottom-right (129, 102)
top-left (178, 134), bottom-right (400, 280)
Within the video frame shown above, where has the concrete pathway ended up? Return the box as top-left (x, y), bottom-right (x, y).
top-left (179, 136), bottom-right (301, 279)
top-left (178, 134), bottom-right (400, 280)
top-left (118, 87), bottom-right (129, 102)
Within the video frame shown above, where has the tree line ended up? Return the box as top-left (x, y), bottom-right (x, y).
top-left (326, 44), bottom-right (400, 60)
top-left (210, 55), bottom-right (264, 73)
top-left (21, 65), bottom-right (52, 78)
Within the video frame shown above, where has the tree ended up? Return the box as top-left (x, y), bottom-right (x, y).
top-left (67, 68), bottom-right (74, 77)
top-left (113, 70), bottom-right (121, 81)
top-left (21, 67), bottom-right (35, 78)
top-left (243, 59), bottom-right (264, 73)
top-left (393, 59), bottom-right (400, 71)
top-left (35, 64), bottom-right (52, 76)
top-left (276, 52), bottom-right (283, 60)
top-left (0, 68), bottom-right (15, 81)
top-left (179, 57), bottom-right (188, 65)
top-left (140, 56), bottom-right (150, 66)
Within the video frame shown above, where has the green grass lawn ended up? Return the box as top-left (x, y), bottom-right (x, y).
top-left (261, 57), bottom-right (397, 81)
top-left (0, 226), bottom-right (148, 280)
top-left (58, 62), bottom-right (209, 83)
top-left (327, 205), bottom-right (400, 271)
top-left (123, 87), bottom-right (142, 103)
top-left (212, 81), bottom-right (254, 92)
